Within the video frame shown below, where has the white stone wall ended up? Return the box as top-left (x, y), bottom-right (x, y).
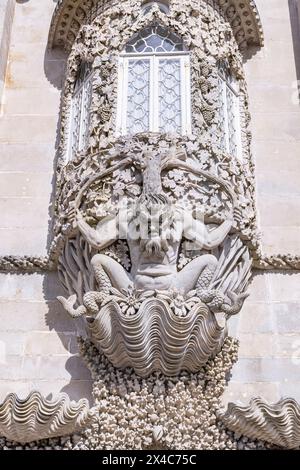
top-left (0, 0), bottom-right (300, 408)
top-left (0, 1), bottom-right (92, 403)
top-left (225, 0), bottom-right (300, 405)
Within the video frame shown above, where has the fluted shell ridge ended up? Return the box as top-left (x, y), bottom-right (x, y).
top-left (88, 298), bottom-right (226, 377)
top-left (219, 397), bottom-right (300, 449)
top-left (0, 392), bottom-right (90, 444)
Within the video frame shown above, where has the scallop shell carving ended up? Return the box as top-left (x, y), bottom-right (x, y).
top-left (219, 397), bottom-right (300, 449)
top-left (88, 298), bottom-right (226, 377)
top-left (0, 392), bottom-right (90, 444)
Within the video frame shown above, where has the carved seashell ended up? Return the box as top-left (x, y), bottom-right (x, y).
top-left (0, 392), bottom-right (90, 444)
top-left (219, 398), bottom-right (300, 449)
top-left (88, 298), bottom-right (226, 377)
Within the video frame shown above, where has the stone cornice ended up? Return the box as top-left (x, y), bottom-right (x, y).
top-left (48, 0), bottom-right (264, 55)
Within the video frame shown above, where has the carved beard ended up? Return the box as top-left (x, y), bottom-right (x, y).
top-left (140, 237), bottom-right (169, 258)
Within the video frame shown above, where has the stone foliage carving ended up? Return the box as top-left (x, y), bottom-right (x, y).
top-left (52, 0), bottom-right (259, 377)
top-left (0, 392), bottom-right (90, 444)
top-left (219, 398), bottom-right (300, 449)
top-left (49, 0), bottom-right (264, 54)
top-left (52, 1), bottom-right (261, 257)
top-left (57, 140), bottom-right (251, 373)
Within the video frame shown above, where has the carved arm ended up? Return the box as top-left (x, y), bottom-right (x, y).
top-left (184, 213), bottom-right (233, 250)
top-left (76, 211), bottom-right (118, 251)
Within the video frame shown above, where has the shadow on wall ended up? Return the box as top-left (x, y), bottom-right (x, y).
top-left (36, 2), bottom-right (93, 405)
top-left (43, 273), bottom-right (93, 405)
top-left (289, 0), bottom-right (300, 99)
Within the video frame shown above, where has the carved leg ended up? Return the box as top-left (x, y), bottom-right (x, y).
top-left (91, 254), bottom-right (133, 293)
top-left (174, 254), bottom-right (218, 294)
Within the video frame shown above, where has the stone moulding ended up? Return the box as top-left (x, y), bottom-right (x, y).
top-left (253, 255), bottom-right (300, 271)
top-left (48, 0), bottom-right (264, 54)
top-left (87, 298), bottom-right (226, 377)
top-left (2, 253), bottom-right (300, 274)
top-left (0, 392), bottom-right (90, 444)
top-left (0, 255), bottom-right (55, 273)
top-left (219, 398), bottom-right (300, 449)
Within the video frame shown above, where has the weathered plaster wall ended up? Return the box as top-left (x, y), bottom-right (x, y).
top-left (225, 0), bottom-right (300, 405)
top-left (0, 1), bottom-right (92, 402)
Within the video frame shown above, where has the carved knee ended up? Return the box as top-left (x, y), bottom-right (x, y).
top-left (205, 254), bottom-right (218, 271)
top-left (91, 254), bottom-right (106, 269)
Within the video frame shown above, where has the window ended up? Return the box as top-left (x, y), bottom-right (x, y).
top-left (68, 62), bottom-right (93, 160)
top-left (116, 26), bottom-right (191, 136)
top-left (216, 63), bottom-right (241, 159)
top-left (142, 1), bottom-right (170, 14)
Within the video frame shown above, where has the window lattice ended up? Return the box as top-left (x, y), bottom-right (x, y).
top-left (69, 63), bottom-right (93, 160)
top-left (216, 64), bottom-right (241, 158)
top-left (127, 59), bottom-right (151, 134)
top-left (126, 25), bottom-right (186, 54)
top-left (117, 26), bottom-right (191, 136)
top-left (159, 59), bottom-right (182, 133)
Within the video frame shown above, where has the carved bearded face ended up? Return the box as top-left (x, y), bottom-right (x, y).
top-left (137, 194), bottom-right (175, 256)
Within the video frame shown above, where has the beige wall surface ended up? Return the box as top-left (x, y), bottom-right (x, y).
top-left (0, 1), bottom-right (92, 403)
top-left (0, 0), bottom-right (299, 407)
top-left (245, 0), bottom-right (300, 255)
top-left (226, 0), bottom-right (300, 405)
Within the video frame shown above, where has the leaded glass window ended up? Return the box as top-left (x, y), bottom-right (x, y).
top-left (216, 63), bottom-right (241, 159)
top-left (116, 26), bottom-right (191, 136)
top-left (68, 62), bottom-right (93, 160)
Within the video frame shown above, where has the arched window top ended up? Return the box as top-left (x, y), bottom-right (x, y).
top-left (142, 1), bottom-right (170, 15)
top-left (125, 25), bottom-right (186, 54)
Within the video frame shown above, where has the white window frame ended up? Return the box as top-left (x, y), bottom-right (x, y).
top-left (116, 51), bottom-right (192, 136)
top-left (67, 68), bottom-right (93, 162)
top-left (218, 70), bottom-right (242, 160)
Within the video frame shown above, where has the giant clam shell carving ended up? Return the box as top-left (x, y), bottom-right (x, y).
top-left (219, 398), bottom-right (300, 449)
top-left (0, 392), bottom-right (90, 444)
top-left (88, 298), bottom-right (226, 377)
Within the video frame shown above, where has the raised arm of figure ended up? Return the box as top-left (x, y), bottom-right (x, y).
top-left (184, 212), bottom-right (233, 250)
top-left (76, 210), bottom-right (118, 251)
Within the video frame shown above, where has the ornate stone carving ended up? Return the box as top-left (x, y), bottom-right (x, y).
top-left (57, 140), bottom-right (251, 374)
top-left (253, 254), bottom-right (300, 271)
top-left (219, 398), bottom-right (300, 449)
top-left (0, 392), bottom-right (90, 444)
top-left (72, 336), bottom-right (244, 450)
top-left (48, 0), bottom-right (264, 55)
top-left (0, 255), bottom-right (55, 273)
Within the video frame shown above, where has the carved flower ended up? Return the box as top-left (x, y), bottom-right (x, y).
top-left (157, 289), bottom-right (199, 318)
top-left (110, 287), bottom-right (154, 317)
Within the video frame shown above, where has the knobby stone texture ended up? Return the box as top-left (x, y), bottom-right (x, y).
top-left (1, 0), bottom-right (300, 451)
